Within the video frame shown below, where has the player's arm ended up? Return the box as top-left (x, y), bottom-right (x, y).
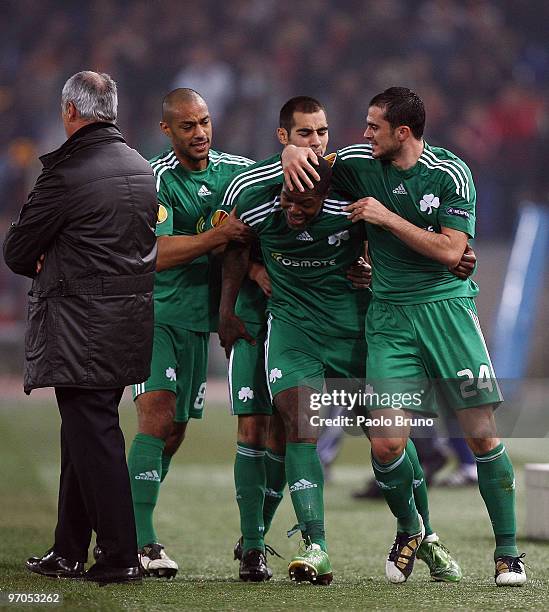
top-left (449, 244), bottom-right (477, 280)
top-left (157, 209), bottom-right (254, 272)
top-left (218, 241), bottom-right (256, 358)
top-left (248, 260), bottom-right (272, 297)
top-left (346, 197), bottom-right (467, 268)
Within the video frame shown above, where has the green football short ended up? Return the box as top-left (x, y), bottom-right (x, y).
top-left (228, 321), bottom-right (272, 416)
top-left (265, 314), bottom-right (367, 399)
top-left (132, 323), bottom-right (209, 422)
top-left (366, 297), bottom-right (503, 414)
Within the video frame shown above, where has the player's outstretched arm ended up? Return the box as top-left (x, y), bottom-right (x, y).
top-left (345, 197), bottom-right (468, 268)
top-left (156, 209), bottom-right (254, 272)
top-left (219, 241), bottom-right (256, 358)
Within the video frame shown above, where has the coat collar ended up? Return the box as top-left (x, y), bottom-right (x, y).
top-left (40, 122), bottom-right (126, 168)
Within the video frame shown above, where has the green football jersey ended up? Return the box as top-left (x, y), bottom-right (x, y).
top-left (219, 159), bottom-right (369, 337)
top-left (331, 142), bottom-right (479, 304)
top-left (150, 148), bottom-right (254, 332)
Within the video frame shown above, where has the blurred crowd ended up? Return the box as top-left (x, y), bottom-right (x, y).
top-left (1, 0), bottom-right (548, 323)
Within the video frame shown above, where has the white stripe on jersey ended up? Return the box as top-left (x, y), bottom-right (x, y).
top-left (222, 161), bottom-right (283, 208)
top-left (419, 149), bottom-right (471, 201)
top-left (240, 197), bottom-right (280, 225)
top-left (337, 143), bottom-right (373, 156)
top-left (324, 198), bottom-right (351, 216)
top-left (154, 158), bottom-right (179, 192)
top-left (150, 150), bottom-right (176, 169)
top-left (337, 153), bottom-right (374, 162)
top-left (209, 151), bottom-right (255, 165)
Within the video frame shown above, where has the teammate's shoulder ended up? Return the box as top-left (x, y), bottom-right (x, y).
top-left (149, 148), bottom-right (176, 172)
top-left (419, 143), bottom-right (473, 177)
top-left (238, 185), bottom-right (282, 226)
top-left (148, 149), bottom-right (180, 190)
top-left (221, 154), bottom-right (283, 209)
top-left (208, 149), bottom-right (255, 168)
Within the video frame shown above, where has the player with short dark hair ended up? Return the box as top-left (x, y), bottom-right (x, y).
top-left (282, 86), bottom-right (525, 586)
top-left (127, 88), bottom-right (255, 578)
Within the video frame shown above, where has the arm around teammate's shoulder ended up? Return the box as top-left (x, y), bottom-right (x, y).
top-left (156, 209), bottom-right (254, 271)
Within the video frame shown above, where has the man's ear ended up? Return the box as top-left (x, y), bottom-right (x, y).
top-left (65, 101), bottom-right (78, 122)
top-left (277, 127), bottom-right (289, 146)
top-left (397, 125), bottom-right (411, 142)
top-left (160, 121), bottom-right (171, 137)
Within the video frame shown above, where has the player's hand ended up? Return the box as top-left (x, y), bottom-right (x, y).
top-left (345, 197), bottom-right (393, 227)
top-left (449, 244), bottom-right (477, 279)
top-left (248, 262), bottom-right (272, 297)
top-left (217, 208), bottom-right (255, 244)
top-left (36, 253), bottom-right (45, 274)
top-left (218, 311), bottom-right (256, 358)
top-left (346, 257), bottom-right (372, 289)
top-left (281, 145), bottom-right (319, 192)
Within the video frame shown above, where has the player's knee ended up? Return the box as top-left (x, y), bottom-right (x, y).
top-left (135, 391), bottom-right (176, 441)
top-left (371, 438), bottom-right (406, 464)
top-left (237, 415), bottom-right (269, 447)
top-left (466, 436), bottom-right (500, 456)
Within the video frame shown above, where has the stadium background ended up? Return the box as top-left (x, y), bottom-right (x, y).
top-left (1, 1), bottom-right (548, 609)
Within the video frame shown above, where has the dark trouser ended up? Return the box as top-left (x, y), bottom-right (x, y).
top-left (53, 387), bottom-right (138, 567)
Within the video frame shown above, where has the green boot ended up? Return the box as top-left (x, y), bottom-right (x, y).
top-left (288, 541), bottom-right (333, 585)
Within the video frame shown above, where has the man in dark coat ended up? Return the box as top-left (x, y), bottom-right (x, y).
top-left (3, 71), bottom-right (157, 584)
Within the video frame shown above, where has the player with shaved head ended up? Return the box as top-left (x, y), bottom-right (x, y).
top-left (126, 89), bottom-right (255, 578)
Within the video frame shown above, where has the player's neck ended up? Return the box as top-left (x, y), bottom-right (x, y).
top-left (175, 151), bottom-right (209, 172)
top-left (391, 139), bottom-right (424, 171)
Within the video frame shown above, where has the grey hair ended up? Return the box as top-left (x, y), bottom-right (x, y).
top-left (61, 71), bottom-right (117, 122)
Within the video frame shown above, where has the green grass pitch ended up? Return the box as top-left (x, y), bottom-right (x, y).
top-left (1, 391), bottom-right (548, 611)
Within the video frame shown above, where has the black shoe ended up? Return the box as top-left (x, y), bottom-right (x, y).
top-left (239, 549), bottom-right (273, 582)
top-left (84, 562), bottom-right (141, 584)
top-left (26, 549), bottom-right (85, 578)
top-left (234, 537), bottom-right (283, 562)
top-left (352, 478), bottom-right (383, 499)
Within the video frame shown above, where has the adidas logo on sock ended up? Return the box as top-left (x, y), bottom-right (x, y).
top-left (135, 470), bottom-right (161, 481)
top-left (198, 184), bottom-right (212, 196)
top-left (392, 182), bottom-right (407, 195)
top-left (289, 478), bottom-right (318, 492)
top-left (296, 230), bottom-right (313, 241)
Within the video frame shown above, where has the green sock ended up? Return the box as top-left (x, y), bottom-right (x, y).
top-left (285, 443), bottom-right (326, 552)
top-left (406, 439), bottom-right (433, 537)
top-left (160, 453), bottom-right (172, 482)
top-left (235, 443), bottom-right (266, 553)
top-left (127, 433), bottom-right (165, 548)
top-left (475, 443), bottom-right (518, 559)
top-left (263, 449), bottom-right (286, 536)
top-left (372, 450), bottom-right (420, 534)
